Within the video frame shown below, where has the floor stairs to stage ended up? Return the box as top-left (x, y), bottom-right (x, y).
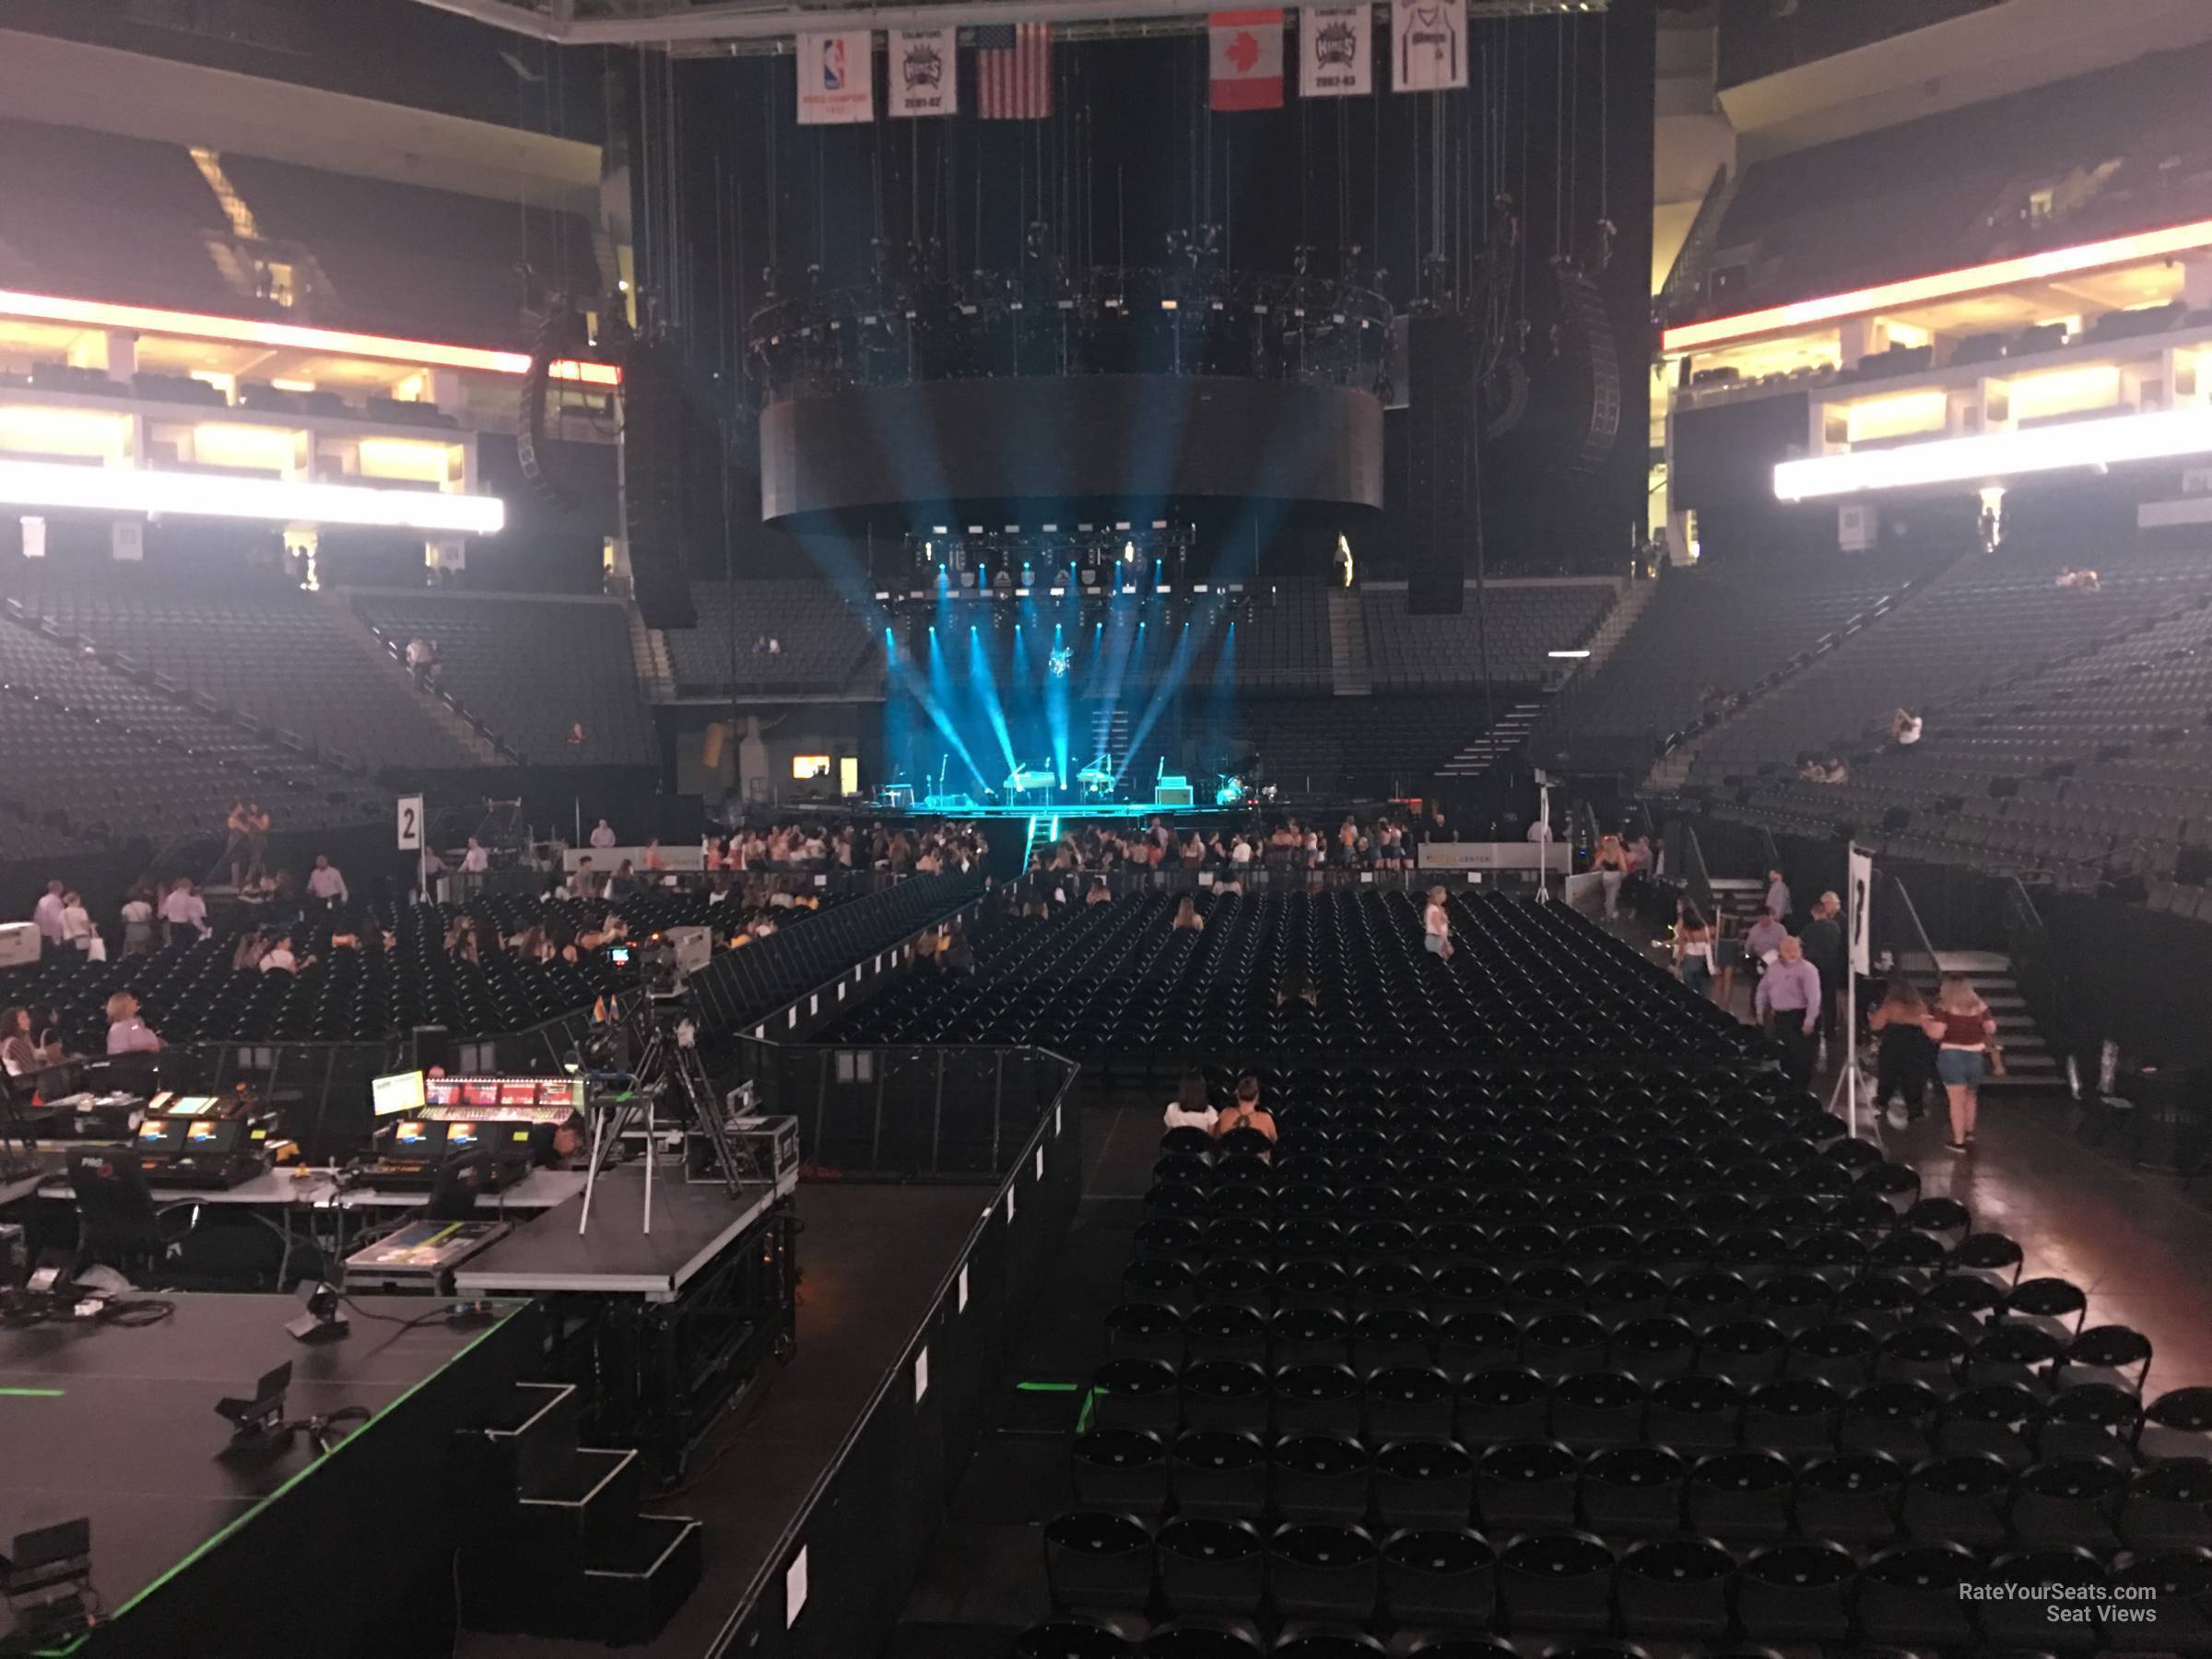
top-left (455, 1380), bottom-right (703, 1646)
top-left (1892, 947), bottom-right (2067, 1100)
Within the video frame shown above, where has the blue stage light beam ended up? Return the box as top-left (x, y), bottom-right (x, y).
top-left (921, 625), bottom-right (987, 789)
top-left (1122, 597), bottom-right (1225, 775)
top-left (967, 623), bottom-right (1019, 779)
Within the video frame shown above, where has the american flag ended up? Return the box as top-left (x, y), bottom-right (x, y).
top-left (975, 22), bottom-right (1052, 119)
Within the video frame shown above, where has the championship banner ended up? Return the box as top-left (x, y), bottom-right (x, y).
top-left (1392, 0), bottom-right (1466, 91)
top-left (796, 30), bottom-right (874, 125)
top-left (1209, 10), bottom-right (1285, 111)
top-left (1300, 6), bottom-right (1371, 98)
top-left (1848, 845), bottom-right (1875, 977)
top-left (888, 28), bottom-right (956, 117)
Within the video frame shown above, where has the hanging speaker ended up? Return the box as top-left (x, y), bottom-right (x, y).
top-left (1556, 264), bottom-right (1621, 479)
top-left (1406, 314), bottom-right (1475, 616)
top-left (620, 336), bottom-right (700, 631)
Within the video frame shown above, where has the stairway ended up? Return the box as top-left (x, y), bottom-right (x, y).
top-left (1438, 700), bottom-right (1543, 779)
top-left (628, 606), bottom-right (675, 700)
top-left (454, 1381), bottom-right (702, 1645)
top-left (1924, 949), bottom-right (2066, 1099)
top-left (1091, 705), bottom-right (1131, 780)
top-left (1703, 876), bottom-right (1769, 931)
top-left (1576, 579), bottom-right (1655, 679)
top-left (1326, 588), bottom-right (1371, 695)
top-left (333, 601), bottom-right (507, 766)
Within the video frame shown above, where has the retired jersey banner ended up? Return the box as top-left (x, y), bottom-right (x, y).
top-left (888, 28), bottom-right (956, 117)
top-left (1393, 0), bottom-right (1466, 91)
top-left (797, 30), bottom-right (874, 124)
top-left (1300, 6), bottom-right (1371, 98)
top-left (1209, 10), bottom-right (1285, 111)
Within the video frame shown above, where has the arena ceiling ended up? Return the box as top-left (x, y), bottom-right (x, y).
top-left (413, 0), bottom-right (1603, 48)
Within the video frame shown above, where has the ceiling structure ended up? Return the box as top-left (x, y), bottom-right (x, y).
top-left (411, 0), bottom-right (1602, 47)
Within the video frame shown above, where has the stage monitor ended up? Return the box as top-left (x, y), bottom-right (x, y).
top-left (463, 1080), bottom-right (500, 1108)
top-left (372, 1070), bottom-right (428, 1118)
top-left (443, 1121), bottom-right (482, 1148)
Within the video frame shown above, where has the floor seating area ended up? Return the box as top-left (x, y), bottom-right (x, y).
top-left (0, 594), bottom-right (382, 847)
top-left (665, 580), bottom-right (881, 697)
top-left (0, 886), bottom-right (854, 1051)
top-left (1025, 1062), bottom-right (2212, 1657)
top-left (1530, 553), bottom-right (1941, 769)
top-left (820, 890), bottom-right (1752, 1069)
top-left (352, 594), bottom-right (653, 766)
top-left (0, 568), bottom-right (486, 774)
top-left (1360, 582), bottom-right (1617, 690)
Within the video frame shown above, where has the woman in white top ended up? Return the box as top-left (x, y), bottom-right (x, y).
top-left (59, 891), bottom-right (94, 954)
top-left (1674, 903), bottom-right (1717, 1001)
top-left (1422, 887), bottom-right (1453, 960)
top-left (1162, 1072), bottom-right (1218, 1133)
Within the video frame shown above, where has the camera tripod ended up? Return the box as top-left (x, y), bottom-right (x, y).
top-left (577, 996), bottom-right (759, 1236)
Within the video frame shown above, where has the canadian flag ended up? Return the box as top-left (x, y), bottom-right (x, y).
top-left (1209, 9), bottom-right (1285, 111)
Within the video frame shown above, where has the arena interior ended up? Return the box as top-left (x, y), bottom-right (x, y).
top-left (3, 1), bottom-right (2212, 1655)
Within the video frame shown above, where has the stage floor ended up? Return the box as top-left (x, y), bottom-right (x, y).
top-left (457, 1181), bottom-right (986, 1659)
top-left (0, 1292), bottom-right (530, 1649)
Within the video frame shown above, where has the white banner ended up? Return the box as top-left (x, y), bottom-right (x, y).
top-left (1300, 5), bottom-right (1371, 98)
top-left (1392, 0), bottom-right (1467, 91)
top-left (1848, 845), bottom-right (1875, 977)
top-left (888, 28), bottom-right (956, 117)
top-left (797, 30), bottom-right (875, 125)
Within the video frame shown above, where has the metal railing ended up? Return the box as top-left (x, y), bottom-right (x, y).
top-left (1884, 875), bottom-right (1945, 998)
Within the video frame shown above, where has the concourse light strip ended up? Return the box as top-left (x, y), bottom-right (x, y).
top-left (0, 458), bottom-right (507, 534)
top-left (0, 288), bottom-right (622, 386)
top-left (1663, 217), bottom-right (2212, 354)
top-left (1773, 406), bottom-right (2212, 501)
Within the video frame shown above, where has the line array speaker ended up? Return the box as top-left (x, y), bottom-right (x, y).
top-left (1406, 314), bottom-right (1475, 616)
top-left (621, 337), bottom-right (700, 631)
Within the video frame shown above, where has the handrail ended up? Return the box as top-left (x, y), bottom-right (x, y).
top-left (1886, 875), bottom-right (1944, 997)
top-left (1679, 823), bottom-right (1715, 918)
top-left (2003, 874), bottom-right (2044, 935)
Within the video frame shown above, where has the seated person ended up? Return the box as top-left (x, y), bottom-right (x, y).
top-left (1162, 1071), bottom-right (1218, 1133)
top-left (1211, 1075), bottom-right (1277, 1144)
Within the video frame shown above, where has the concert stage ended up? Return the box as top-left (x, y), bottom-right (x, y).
top-left (0, 1291), bottom-right (539, 1658)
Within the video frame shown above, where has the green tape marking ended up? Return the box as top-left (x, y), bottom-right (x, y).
top-left (1016, 1381), bottom-right (1079, 1393)
top-left (0, 1386), bottom-right (65, 1397)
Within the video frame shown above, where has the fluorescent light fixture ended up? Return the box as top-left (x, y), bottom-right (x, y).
top-left (1547, 649), bottom-right (1593, 659)
top-left (0, 288), bottom-right (621, 386)
top-left (0, 458), bottom-right (505, 534)
top-left (1048, 586), bottom-right (1065, 596)
top-left (1664, 216), bottom-right (2212, 354)
top-left (268, 377), bottom-right (317, 394)
top-left (1774, 406), bottom-right (2212, 501)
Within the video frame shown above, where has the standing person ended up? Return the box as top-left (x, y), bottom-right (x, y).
top-left (1868, 979), bottom-right (1938, 1124)
top-left (1422, 886), bottom-right (1453, 960)
top-left (1765, 867), bottom-right (1794, 925)
top-left (1674, 904), bottom-right (1717, 1001)
top-left (58, 890), bottom-right (95, 958)
top-left (243, 801), bottom-right (271, 885)
top-left (223, 800), bottom-right (253, 888)
top-left (1924, 974), bottom-right (1997, 1152)
top-left (1171, 895), bottom-right (1205, 932)
top-left (32, 879), bottom-right (65, 947)
top-left (119, 883), bottom-right (156, 955)
top-left (159, 877), bottom-right (208, 947)
top-left (590, 818), bottom-right (618, 850)
top-left (1593, 834), bottom-right (1630, 921)
top-left (1754, 935), bottom-right (1823, 1085)
top-left (1798, 890), bottom-right (1848, 1041)
top-left (306, 854), bottom-right (348, 910)
top-left (1743, 905), bottom-right (1787, 970)
top-left (461, 838), bottom-right (489, 875)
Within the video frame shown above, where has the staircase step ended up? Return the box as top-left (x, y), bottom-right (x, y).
top-left (464, 1381), bottom-right (580, 1499)
top-left (515, 1446), bottom-right (645, 1551)
top-left (582, 1514), bottom-right (705, 1645)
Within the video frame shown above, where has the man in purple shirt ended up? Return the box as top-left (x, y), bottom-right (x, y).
top-left (1754, 934), bottom-right (1822, 1084)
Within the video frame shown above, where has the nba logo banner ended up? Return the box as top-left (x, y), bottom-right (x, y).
top-left (797, 30), bottom-right (874, 124)
top-left (889, 28), bottom-right (956, 116)
top-left (1393, 0), bottom-right (1466, 91)
top-left (1300, 6), bottom-right (1371, 98)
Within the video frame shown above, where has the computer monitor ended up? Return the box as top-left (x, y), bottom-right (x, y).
top-left (393, 1120), bottom-right (433, 1149)
top-left (462, 1080), bottom-right (500, 1109)
top-left (426, 1077), bottom-right (463, 1108)
top-left (185, 1119), bottom-right (242, 1155)
top-left (442, 1121), bottom-right (481, 1149)
top-left (371, 1070), bottom-right (427, 1118)
top-left (135, 1118), bottom-right (187, 1155)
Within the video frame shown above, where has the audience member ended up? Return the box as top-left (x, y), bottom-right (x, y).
top-left (1890, 708), bottom-right (1923, 747)
top-left (306, 855), bottom-right (349, 909)
top-left (1925, 974), bottom-right (1997, 1152)
top-left (1212, 1075), bottom-right (1277, 1145)
top-left (1163, 1070), bottom-right (1218, 1133)
top-left (32, 879), bottom-right (65, 947)
top-left (1674, 904), bottom-right (1716, 1001)
top-left (1754, 935), bottom-right (1822, 1084)
top-left (159, 877), bottom-right (209, 947)
top-left (1171, 895), bottom-right (1205, 932)
top-left (119, 883), bottom-right (155, 956)
top-left (1592, 834), bottom-right (1630, 920)
top-left (104, 992), bottom-right (162, 1055)
top-left (1743, 905), bottom-right (1787, 968)
top-left (1798, 890), bottom-right (1847, 1039)
top-left (1764, 867), bottom-right (1793, 923)
top-left (1422, 887), bottom-right (1453, 960)
top-left (1867, 979), bottom-right (1936, 1124)
top-left (590, 818), bottom-right (618, 849)
top-left (0, 1007), bottom-right (35, 1077)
